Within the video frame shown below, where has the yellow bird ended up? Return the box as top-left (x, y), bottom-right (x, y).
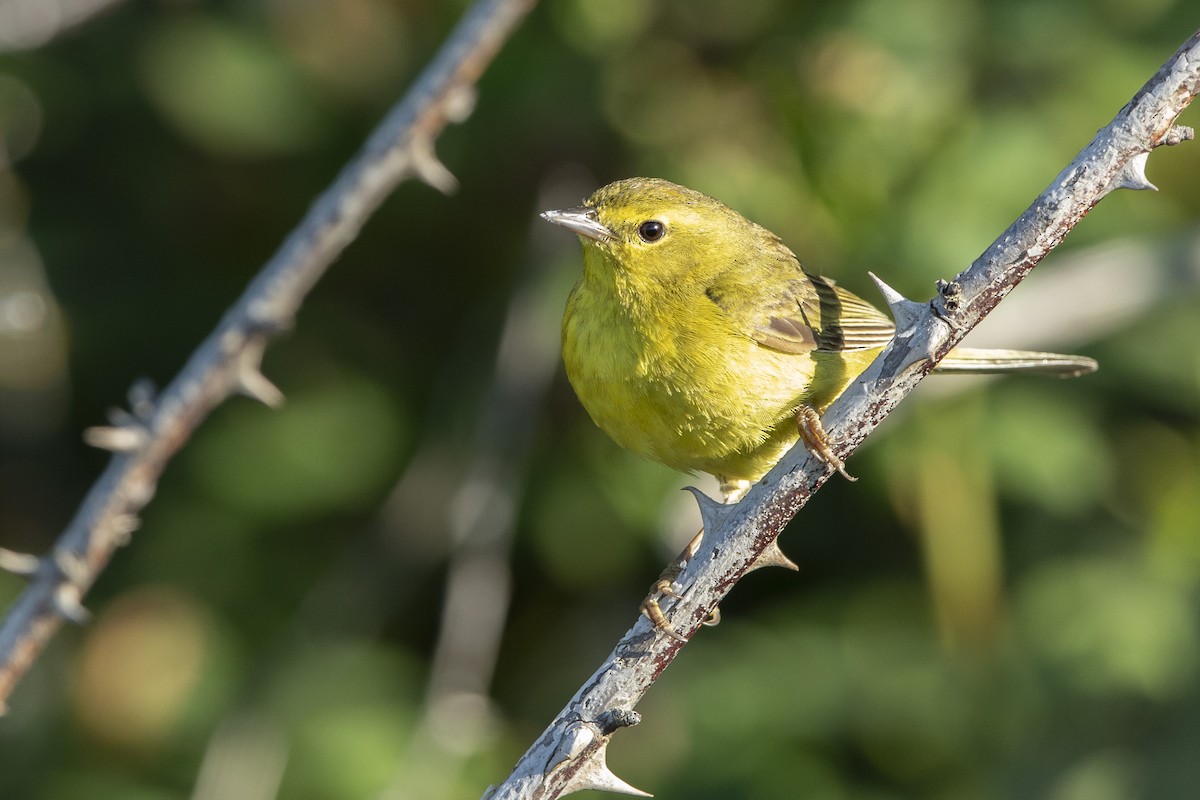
top-left (543, 177), bottom-right (1094, 632)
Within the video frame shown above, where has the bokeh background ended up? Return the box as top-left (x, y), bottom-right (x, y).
top-left (1, 1), bottom-right (1199, 798)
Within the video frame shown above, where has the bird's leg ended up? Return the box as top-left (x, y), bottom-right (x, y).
top-left (796, 405), bottom-right (857, 481)
top-left (640, 528), bottom-right (705, 642)
top-left (640, 480), bottom-right (747, 640)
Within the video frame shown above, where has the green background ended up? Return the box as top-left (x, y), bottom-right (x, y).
top-left (1, 1), bottom-right (1199, 798)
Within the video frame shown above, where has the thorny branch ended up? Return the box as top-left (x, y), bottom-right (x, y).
top-left (0, 0), bottom-right (539, 709)
top-left (488, 28), bottom-right (1200, 800)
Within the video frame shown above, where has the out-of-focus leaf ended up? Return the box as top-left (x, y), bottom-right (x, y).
top-left (1016, 556), bottom-right (1200, 699)
top-left (139, 16), bottom-right (328, 157)
top-left (984, 385), bottom-right (1111, 514)
top-left (186, 376), bottom-right (405, 522)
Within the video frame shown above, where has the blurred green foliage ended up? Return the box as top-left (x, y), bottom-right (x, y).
top-left (0, 0), bottom-right (1198, 798)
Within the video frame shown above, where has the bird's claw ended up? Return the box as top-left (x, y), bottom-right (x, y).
top-left (639, 529), bottom-right (720, 642)
top-left (640, 590), bottom-right (688, 643)
top-left (796, 405), bottom-right (856, 481)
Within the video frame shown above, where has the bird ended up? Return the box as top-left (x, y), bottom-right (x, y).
top-left (542, 177), bottom-right (1095, 636)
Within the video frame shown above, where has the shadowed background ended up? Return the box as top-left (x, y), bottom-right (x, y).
top-left (0, 1), bottom-right (1198, 798)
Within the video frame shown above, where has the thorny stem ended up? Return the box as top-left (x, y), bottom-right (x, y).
top-left (488, 28), bottom-right (1200, 800)
top-left (0, 0), bottom-right (539, 710)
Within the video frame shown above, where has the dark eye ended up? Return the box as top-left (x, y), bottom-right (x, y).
top-left (637, 220), bottom-right (666, 243)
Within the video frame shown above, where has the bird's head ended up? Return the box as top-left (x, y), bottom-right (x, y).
top-left (541, 177), bottom-right (764, 288)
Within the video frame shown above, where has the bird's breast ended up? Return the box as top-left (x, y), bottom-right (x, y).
top-left (562, 278), bottom-right (815, 479)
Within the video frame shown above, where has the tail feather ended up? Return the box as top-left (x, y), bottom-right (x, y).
top-left (936, 347), bottom-right (1097, 378)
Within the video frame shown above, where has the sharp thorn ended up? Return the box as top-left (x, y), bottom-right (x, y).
top-left (238, 368), bottom-right (285, 408)
top-left (568, 768), bottom-right (653, 797)
top-left (1109, 152), bottom-right (1157, 192)
top-left (560, 742), bottom-right (653, 798)
top-left (54, 584), bottom-right (91, 625)
top-left (234, 339), bottom-right (285, 408)
top-left (411, 139), bottom-right (458, 194)
top-left (748, 539), bottom-right (799, 573)
top-left (681, 486), bottom-right (731, 536)
top-left (868, 271), bottom-right (924, 333)
top-left (0, 548), bottom-right (41, 577)
top-left (83, 424), bottom-right (147, 452)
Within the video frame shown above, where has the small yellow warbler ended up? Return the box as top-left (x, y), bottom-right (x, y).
top-left (544, 178), bottom-right (1095, 636)
top-left (545, 177), bottom-right (1095, 500)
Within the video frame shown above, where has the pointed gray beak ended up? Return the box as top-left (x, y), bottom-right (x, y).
top-left (540, 206), bottom-right (613, 242)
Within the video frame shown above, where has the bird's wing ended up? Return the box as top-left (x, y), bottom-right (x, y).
top-left (743, 270), bottom-right (896, 355)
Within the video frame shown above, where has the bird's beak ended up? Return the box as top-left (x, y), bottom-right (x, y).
top-left (540, 206), bottom-right (613, 242)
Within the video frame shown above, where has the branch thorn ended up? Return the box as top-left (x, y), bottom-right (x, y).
top-left (236, 339), bottom-right (285, 408)
top-left (412, 138), bottom-right (458, 194)
top-left (559, 739), bottom-right (653, 798)
top-left (53, 584), bottom-right (90, 625)
top-left (237, 368), bottom-right (285, 408)
top-left (1109, 151), bottom-right (1157, 192)
top-left (0, 548), bottom-right (41, 577)
top-left (82, 424), bottom-right (147, 452)
top-left (748, 539), bottom-right (799, 573)
top-left (682, 485), bottom-right (732, 538)
top-left (868, 272), bottom-right (924, 333)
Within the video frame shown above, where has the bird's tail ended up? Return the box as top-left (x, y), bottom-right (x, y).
top-left (935, 347), bottom-right (1097, 378)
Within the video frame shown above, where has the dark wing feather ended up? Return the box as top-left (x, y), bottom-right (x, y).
top-left (819, 279), bottom-right (896, 351)
top-left (748, 272), bottom-right (895, 355)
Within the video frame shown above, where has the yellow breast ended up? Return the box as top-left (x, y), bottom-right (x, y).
top-left (561, 270), bottom-right (818, 486)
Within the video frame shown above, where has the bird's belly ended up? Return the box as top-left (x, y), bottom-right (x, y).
top-left (564, 306), bottom-right (812, 482)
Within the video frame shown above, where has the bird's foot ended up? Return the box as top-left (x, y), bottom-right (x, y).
top-left (640, 528), bottom-right (720, 641)
top-left (796, 405), bottom-right (856, 481)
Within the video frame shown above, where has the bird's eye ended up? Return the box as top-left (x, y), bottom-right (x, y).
top-left (637, 220), bottom-right (666, 243)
